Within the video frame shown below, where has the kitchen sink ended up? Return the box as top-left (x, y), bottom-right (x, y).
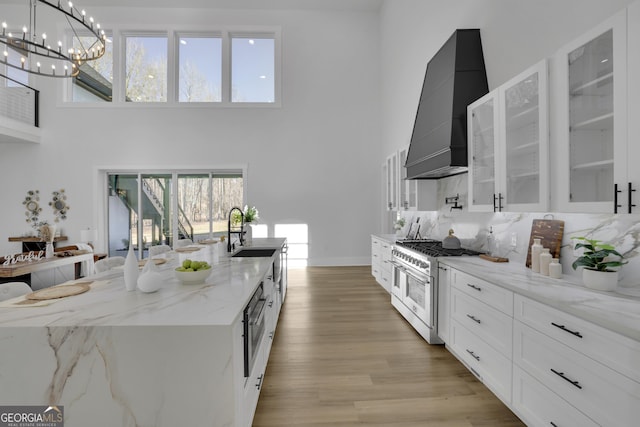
top-left (231, 248), bottom-right (276, 258)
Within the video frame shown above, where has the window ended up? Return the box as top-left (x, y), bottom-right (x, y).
top-left (106, 170), bottom-right (244, 258)
top-left (64, 27), bottom-right (279, 106)
top-left (72, 34), bottom-right (113, 102)
top-left (124, 35), bottom-right (168, 102)
top-left (178, 35), bottom-right (222, 102)
top-left (231, 36), bottom-right (275, 103)
top-left (275, 224), bottom-right (308, 268)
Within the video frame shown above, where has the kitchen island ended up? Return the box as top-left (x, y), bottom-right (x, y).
top-left (0, 238), bottom-right (286, 427)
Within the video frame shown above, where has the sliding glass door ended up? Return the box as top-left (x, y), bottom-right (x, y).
top-left (107, 170), bottom-right (243, 257)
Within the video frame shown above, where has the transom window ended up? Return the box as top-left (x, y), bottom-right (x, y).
top-left (67, 28), bottom-right (280, 106)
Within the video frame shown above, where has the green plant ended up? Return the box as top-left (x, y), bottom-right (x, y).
top-left (571, 237), bottom-right (627, 272)
top-left (393, 217), bottom-right (406, 230)
top-left (233, 205), bottom-right (259, 225)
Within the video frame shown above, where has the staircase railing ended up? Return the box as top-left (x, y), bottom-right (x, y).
top-left (142, 178), bottom-right (194, 242)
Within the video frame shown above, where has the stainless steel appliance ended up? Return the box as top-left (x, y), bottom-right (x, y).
top-left (243, 283), bottom-right (267, 377)
top-left (391, 239), bottom-right (481, 344)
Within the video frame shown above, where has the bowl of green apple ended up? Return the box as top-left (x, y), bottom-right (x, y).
top-left (174, 259), bottom-right (212, 284)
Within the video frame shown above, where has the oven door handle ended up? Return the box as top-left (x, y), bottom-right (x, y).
top-left (390, 260), bottom-right (406, 271)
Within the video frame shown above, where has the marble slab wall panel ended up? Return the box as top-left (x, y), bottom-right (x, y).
top-left (396, 174), bottom-right (640, 289)
top-left (0, 325), bottom-right (238, 427)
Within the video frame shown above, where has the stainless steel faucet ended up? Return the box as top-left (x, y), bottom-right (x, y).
top-left (227, 207), bottom-right (245, 252)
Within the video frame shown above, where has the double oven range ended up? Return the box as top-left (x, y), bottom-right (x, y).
top-left (391, 239), bottom-right (481, 344)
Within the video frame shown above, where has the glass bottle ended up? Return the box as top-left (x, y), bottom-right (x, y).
top-left (531, 238), bottom-right (543, 273)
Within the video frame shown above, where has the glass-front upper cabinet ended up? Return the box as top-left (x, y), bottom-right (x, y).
top-left (498, 60), bottom-right (549, 212)
top-left (469, 60), bottom-right (549, 212)
top-left (554, 11), bottom-right (627, 213)
top-left (468, 92), bottom-right (499, 212)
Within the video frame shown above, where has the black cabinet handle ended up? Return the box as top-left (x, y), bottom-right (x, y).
top-left (438, 266), bottom-right (448, 271)
top-left (466, 314), bottom-right (481, 324)
top-left (493, 194), bottom-right (498, 212)
top-left (629, 182), bottom-right (636, 214)
top-left (614, 183), bottom-right (622, 213)
top-left (551, 322), bottom-right (583, 338)
top-left (467, 283), bottom-right (482, 292)
top-left (550, 422), bottom-right (558, 427)
top-left (466, 349), bottom-right (480, 361)
top-left (498, 192), bottom-right (504, 212)
top-left (550, 368), bottom-right (582, 389)
top-left (256, 374), bottom-right (264, 389)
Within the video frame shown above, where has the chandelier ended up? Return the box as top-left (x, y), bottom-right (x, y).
top-left (0, 0), bottom-right (106, 78)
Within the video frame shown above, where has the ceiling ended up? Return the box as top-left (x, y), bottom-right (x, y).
top-left (6, 0), bottom-right (383, 11)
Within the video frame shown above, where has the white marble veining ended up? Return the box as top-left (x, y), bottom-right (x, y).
top-left (439, 256), bottom-right (640, 342)
top-left (395, 174), bottom-right (640, 288)
top-left (0, 238), bottom-right (285, 427)
top-left (0, 238), bottom-right (285, 328)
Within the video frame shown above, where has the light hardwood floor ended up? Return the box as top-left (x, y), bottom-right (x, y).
top-left (252, 266), bottom-right (525, 427)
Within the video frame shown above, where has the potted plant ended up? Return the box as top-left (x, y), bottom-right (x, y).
top-left (393, 217), bottom-right (406, 235)
top-left (571, 237), bottom-right (627, 291)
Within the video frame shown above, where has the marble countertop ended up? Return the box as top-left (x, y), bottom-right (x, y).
top-left (372, 233), bottom-right (398, 244)
top-left (0, 238), bottom-right (286, 328)
top-left (439, 256), bottom-right (640, 342)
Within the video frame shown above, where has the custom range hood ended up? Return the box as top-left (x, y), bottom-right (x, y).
top-left (405, 29), bottom-right (488, 179)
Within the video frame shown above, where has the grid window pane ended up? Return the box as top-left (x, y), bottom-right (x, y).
top-left (231, 37), bottom-right (275, 103)
top-left (178, 37), bottom-right (222, 102)
top-left (72, 34), bottom-right (113, 102)
top-left (125, 36), bottom-right (167, 102)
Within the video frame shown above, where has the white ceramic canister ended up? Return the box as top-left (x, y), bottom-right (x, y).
top-left (531, 238), bottom-right (543, 273)
top-left (539, 248), bottom-right (552, 276)
top-left (549, 258), bottom-right (562, 279)
top-left (124, 244), bottom-right (139, 291)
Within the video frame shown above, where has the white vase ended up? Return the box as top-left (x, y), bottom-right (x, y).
top-left (582, 268), bottom-right (618, 291)
top-left (244, 223), bottom-right (253, 245)
top-left (531, 238), bottom-right (543, 273)
top-left (45, 242), bottom-right (55, 258)
top-left (124, 245), bottom-right (139, 292)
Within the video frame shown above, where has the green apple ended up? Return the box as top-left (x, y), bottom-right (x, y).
top-left (175, 267), bottom-right (186, 272)
top-left (182, 259), bottom-right (191, 269)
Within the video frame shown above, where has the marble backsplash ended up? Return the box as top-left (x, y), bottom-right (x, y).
top-left (394, 174), bottom-right (640, 289)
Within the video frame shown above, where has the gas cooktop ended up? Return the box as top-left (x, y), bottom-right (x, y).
top-left (395, 239), bottom-right (483, 257)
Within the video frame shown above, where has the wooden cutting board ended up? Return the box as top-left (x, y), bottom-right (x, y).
top-left (525, 219), bottom-right (564, 268)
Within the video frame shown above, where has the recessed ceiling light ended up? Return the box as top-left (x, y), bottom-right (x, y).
top-left (248, 39), bottom-right (255, 45)
top-left (601, 58), bottom-right (609, 63)
top-left (259, 75), bottom-right (266, 79)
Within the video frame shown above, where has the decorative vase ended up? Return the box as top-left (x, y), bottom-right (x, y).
top-left (124, 245), bottom-right (139, 292)
top-left (582, 268), bottom-right (618, 291)
top-left (531, 238), bottom-right (543, 273)
top-left (45, 242), bottom-right (55, 258)
top-left (539, 248), bottom-right (552, 276)
top-left (549, 258), bottom-right (562, 279)
top-left (244, 223), bottom-right (253, 245)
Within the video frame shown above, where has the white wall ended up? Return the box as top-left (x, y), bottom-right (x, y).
top-left (0, 5), bottom-right (380, 265)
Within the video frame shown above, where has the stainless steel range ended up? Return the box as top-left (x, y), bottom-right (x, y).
top-left (391, 239), bottom-right (481, 344)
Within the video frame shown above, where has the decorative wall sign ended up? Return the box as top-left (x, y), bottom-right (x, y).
top-left (2, 251), bottom-right (45, 266)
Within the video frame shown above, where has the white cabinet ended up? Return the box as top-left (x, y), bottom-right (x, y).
top-left (385, 152), bottom-right (399, 211)
top-left (513, 294), bottom-right (640, 427)
top-left (468, 60), bottom-right (549, 212)
top-left (436, 263), bottom-right (451, 342)
top-left (383, 147), bottom-right (437, 212)
top-left (446, 267), bottom-right (514, 405)
top-left (371, 236), bottom-right (392, 293)
top-left (553, 10), bottom-right (631, 213)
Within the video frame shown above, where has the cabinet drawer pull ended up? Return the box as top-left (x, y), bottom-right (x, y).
top-left (551, 322), bottom-right (583, 338)
top-left (629, 182), bottom-right (637, 214)
top-left (550, 368), bottom-right (582, 389)
top-left (466, 349), bottom-right (480, 361)
top-left (467, 283), bottom-right (482, 292)
top-left (256, 374), bottom-right (264, 390)
top-left (466, 314), bottom-right (481, 324)
top-left (615, 183), bottom-right (622, 213)
top-left (438, 266), bottom-right (448, 271)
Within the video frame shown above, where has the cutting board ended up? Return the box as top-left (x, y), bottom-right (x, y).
top-left (525, 219), bottom-right (565, 268)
